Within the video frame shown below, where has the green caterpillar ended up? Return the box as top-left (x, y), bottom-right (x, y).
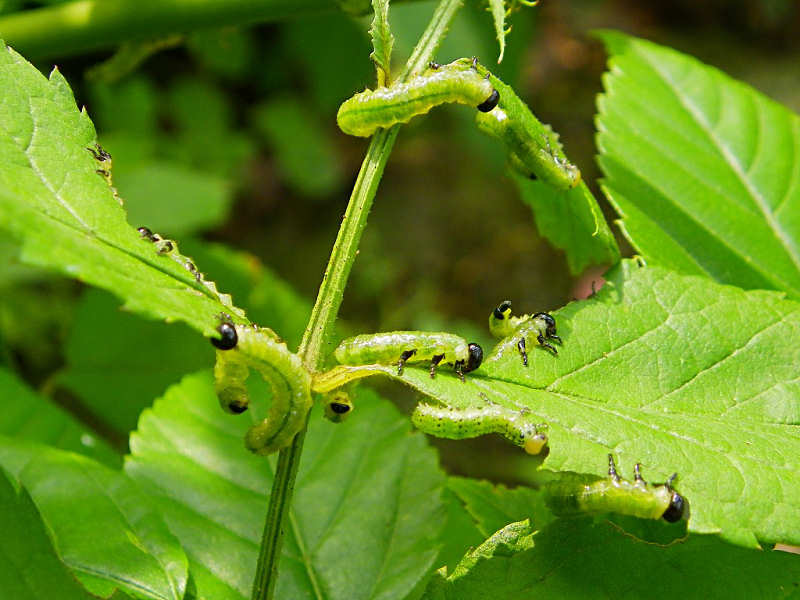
top-left (337, 58), bottom-right (499, 137)
top-left (489, 300), bottom-right (561, 365)
top-left (333, 331), bottom-right (484, 381)
top-left (412, 402), bottom-right (547, 454)
top-left (211, 320), bottom-right (312, 455)
top-left (471, 64), bottom-right (581, 189)
top-left (545, 455), bottom-right (687, 523)
top-left (336, 57), bottom-right (580, 189)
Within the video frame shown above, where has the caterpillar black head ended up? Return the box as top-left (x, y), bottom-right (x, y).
top-left (661, 473), bottom-right (688, 523)
top-left (533, 312), bottom-right (558, 339)
top-left (493, 300), bottom-right (512, 321)
top-left (324, 391), bottom-right (354, 423)
top-left (464, 343), bottom-right (484, 373)
top-left (211, 322), bottom-right (238, 350)
top-left (476, 88), bottom-right (500, 112)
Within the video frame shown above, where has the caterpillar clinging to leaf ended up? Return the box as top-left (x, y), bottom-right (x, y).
top-left (337, 58), bottom-right (499, 137)
top-left (333, 331), bottom-right (483, 381)
top-left (489, 300), bottom-right (561, 365)
top-left (545, 455), bottom-right (688, 523)
top-left (211, 319), bottom-right (312, 455)
top-left (412, 402), bottom-right (548, 454)
top-left (336, 57), bottom-right (580, 190)
top-left (471, 65), bottom-right (581, 189)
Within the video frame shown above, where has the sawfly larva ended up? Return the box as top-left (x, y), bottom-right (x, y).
top-left (545, 454), bottom-right (687, 523)
top-left (211, 320), bottom-right (312, 455)
top-left (489, 300), bottom-right (561, 365)
top-left (333, 331), bottom-right (483, 381)
top-left (411, 402), bottom-right (547, 454)
top-left (337, 58), bottom-right (499, 137)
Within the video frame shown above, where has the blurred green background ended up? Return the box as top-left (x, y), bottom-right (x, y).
top-left (1, 0), bottom-right (798, 477)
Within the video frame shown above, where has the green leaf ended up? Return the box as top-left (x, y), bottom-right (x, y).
top-left (596, 31), bottom-right (800, 299)
top-left (0, 467), bottom-right (110, 600)
top-left (0, 437), bottom-right (188, 600)
top-left (423, 515), bottom-right (800, 599)
top-left (486, 0), bottom-right (507, 63)
top-left (436, 487), bottom-right (486, 573)
top-left (0, 367), bottom-right (120, 466)
top-left (125, 371), bottom-right (447, 600)
top-left (0, 42), bottom-right (246, 338)
top-left (314, 260), bottom-right (800, 547)
top-left (369, 0), bottom-right (394, 84)
top-left (446, 476), bottom-right (550, 537)
top-left (515, 175), bottom-right (620, 274)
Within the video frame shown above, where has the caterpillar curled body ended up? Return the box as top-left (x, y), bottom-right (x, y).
top-left (333, 331), bottom-right (483, 381)
top-left (489, 300), bottom-right (561, 365)
top-left (411, 403), bottom-right (547, 454)
top-left (336, 58), bottom-right (499, 137)
top-left (545, 455), bottom-right (688, 523)
top-left (211, 323), bottom-right (312, 455)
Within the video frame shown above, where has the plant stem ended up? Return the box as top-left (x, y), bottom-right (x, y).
top-left (251, 0), bottom-right (464, 598)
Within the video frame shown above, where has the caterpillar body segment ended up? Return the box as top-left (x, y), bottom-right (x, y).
top-left (337, 58), bottom-right (498, 137)
top-left (211, 324), bottom-right (312, 455)
top-left (333, 331), bottom-right (483, 381)
top-left (545, 455), bottom-right (688, 523)
top-left (411, 403), bottom-right (547, 454)
top-left (489, 300), bottom-right (561, 365)
top-left (472, 68), bottom-right (581, 189)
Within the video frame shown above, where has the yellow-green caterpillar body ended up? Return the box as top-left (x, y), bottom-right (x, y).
top-left (212, 323), bottom-right (312, 455)
top-left (333, 331), bottom-right (483, 380)
top-left (412, 402), bottom-right (547, 454)
top-left (545, 455), bottom-right (687, 522)
top-left (337, 58), bottom-right (499, 137)
top-left (336, 57), bottom-right (580, 189)
top-left (489, 300), bottom-right (561, 365)
top-left (472, 69), bottom-right (581, 189)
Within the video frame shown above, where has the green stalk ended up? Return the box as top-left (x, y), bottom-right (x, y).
top-left (0, 0), bottom-right (332, 59)
top-left (251, 0), bottom-right (464, 598)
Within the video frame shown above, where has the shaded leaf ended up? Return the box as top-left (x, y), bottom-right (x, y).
top-left (126, 371), bottom-right (446, 599)
top-left (446, 476), bottom-right (550, 536)
top-left (56, 242), bottom-right (311, 433)
top-left (0, 438), bottom-right (187, 600)
top-left (0, 367), bottom-right (120, 466)
top-left (313, 261), bottom-right (800, 547)
top-left (0, 467), bottom-right (110, 600)
top-left (597, 31), bottom-right (800, 299)
top-left (57, 289), bottom-right (212, 433)
top-left (424, 516), bottom-right (800, 599)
